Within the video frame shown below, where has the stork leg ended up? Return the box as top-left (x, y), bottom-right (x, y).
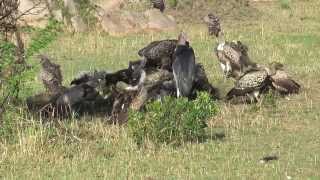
top-left (173, 69), bottom-right (180, 98)
top-left (176, 88), bottom-right (181, 98)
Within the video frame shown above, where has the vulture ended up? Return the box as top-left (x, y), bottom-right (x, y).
top-left (215, 40), bottom-right (257, 80)
top-left (204, 13), bottom-right (257, 79)
top-left (55, 83), bottom-right (100, 116)
top-left (26, 92), bottom-right (62, 118)
top-left (226, 68), bottom-right (271, 102)
top-left (70, 70), bottom-right (107, 87)
top-left (38, 54), bottom-right (65, 94)
top-left (151, 0), bottom-right (165, 12)
top-left (204, 13), bottom-right (222, 38)
top-left (138, 39), bottom-right (177, 71)
top-left (70, 70), bottom-right (110, 100)
top-left (172, 32), bottom-right (196, 98)
top-left (103, 68), bottom-right (135, 86)
top-left (265, 62), bottom-right (300, 95)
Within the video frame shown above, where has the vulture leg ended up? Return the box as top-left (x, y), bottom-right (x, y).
top-left (226, 61), bottom-right (232, 77)
top-left (253, 90), bottom-right (260, 101)
top-left (246, 93), bottom-right (256, 104)
top-left (220, 63), bottom-right (226, 74)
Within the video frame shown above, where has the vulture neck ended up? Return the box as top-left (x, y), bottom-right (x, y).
top-left (216, 31), bottom-right (225, 45)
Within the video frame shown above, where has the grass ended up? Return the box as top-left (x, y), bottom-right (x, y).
top-left (1, 0), bottom-right (320, 179)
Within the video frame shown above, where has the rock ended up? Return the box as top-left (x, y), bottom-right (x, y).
top-left (121, 11), bottom-right (148, 30)
top-left (100, 9), bottom-right (177, 36)
top-left (101, 11), bottom-right (147, 36)
top-left (144, 9), bottom-right (177, 31)
top-left (18, 0), bottom-right (50, 28)
top-left (101, 13), bottom-right (128, 36)
top-left (71, 16), bottom-right (87, 32)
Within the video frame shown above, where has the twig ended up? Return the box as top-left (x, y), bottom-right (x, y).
top-left (15, 0), bottom-right (44, 20)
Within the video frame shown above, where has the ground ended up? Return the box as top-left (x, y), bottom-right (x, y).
top-left (1, 0), bottom-right (320, 179)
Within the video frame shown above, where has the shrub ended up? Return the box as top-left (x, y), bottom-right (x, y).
top-left (128, 92), bottom-right (218, 147)
top-left (0, 20), bottom-right (62, 118)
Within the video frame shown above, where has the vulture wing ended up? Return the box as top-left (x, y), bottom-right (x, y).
top-left (271, 70), bottom-right (300, 94)
top-left (226, 70), bottom-right (269, 99)
top-left (138, 39), bottom-right (177, 60)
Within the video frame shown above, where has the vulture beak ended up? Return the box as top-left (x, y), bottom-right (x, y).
top-left (178, 32), bottom-right (189, 45)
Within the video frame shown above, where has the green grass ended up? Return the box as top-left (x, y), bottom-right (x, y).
top-left (1, 0), bottom-right (320, 179)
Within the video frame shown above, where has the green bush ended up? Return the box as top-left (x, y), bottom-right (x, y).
top-left (128, 92), bottom-right (218, 147)
top-left (0, 20), bottom-right (62, 116)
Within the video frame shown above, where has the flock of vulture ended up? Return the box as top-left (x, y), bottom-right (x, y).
top-left (26, 12), bottom-right (300, 123)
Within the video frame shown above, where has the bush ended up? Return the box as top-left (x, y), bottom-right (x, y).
top-left (128, 92), bottom-right (218, 147)
top-left (0, 20), bottom-right (62, 118)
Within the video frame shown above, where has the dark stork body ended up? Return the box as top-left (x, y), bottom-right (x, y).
top-left (138, 39), bottom-right (177, 71)
top-left (172, 33), bottom-right (196, 98)
top-left (151, 0), bottom-right (165, 12)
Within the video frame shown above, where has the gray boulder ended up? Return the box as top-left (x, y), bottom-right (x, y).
top-left (144, 9), bottom-right (177, 31)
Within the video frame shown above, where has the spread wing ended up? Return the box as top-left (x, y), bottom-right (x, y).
top-left (226, 70), bottom-right (269, 99)
top-left (271, 70), bottom-right (300, 94)
top-left (138, 39), bottom-right (177, 60)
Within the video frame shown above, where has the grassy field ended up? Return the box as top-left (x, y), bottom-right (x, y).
top-left (1, 0), bottom-right (320, 179)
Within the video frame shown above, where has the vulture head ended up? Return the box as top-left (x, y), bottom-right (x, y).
top-left (270, 62), bottom-right (284, 70)
top-left (38, 54), bottom-right (53, 68)
top-left (130, 59), bottom-right (147, 86)
top-left (177, 32), bottom-right (189, 46)
top-left (263, 62), bottom-right (285, 76)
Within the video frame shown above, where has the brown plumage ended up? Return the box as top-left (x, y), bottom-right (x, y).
top-left (266, 62), bottom-right (300, 95)
top-left (38, 54), bottom-right (65, 94)
top-left (204, 13), bottom-right (221, 37)
top-left (215, 41), bottom-right (257, 79)
top-left (151, 0), bottom-right (165, 12)
top-left (226, 68), bottom-right (271, 102)
top-left (138, 39), bottom-right (177, 70)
